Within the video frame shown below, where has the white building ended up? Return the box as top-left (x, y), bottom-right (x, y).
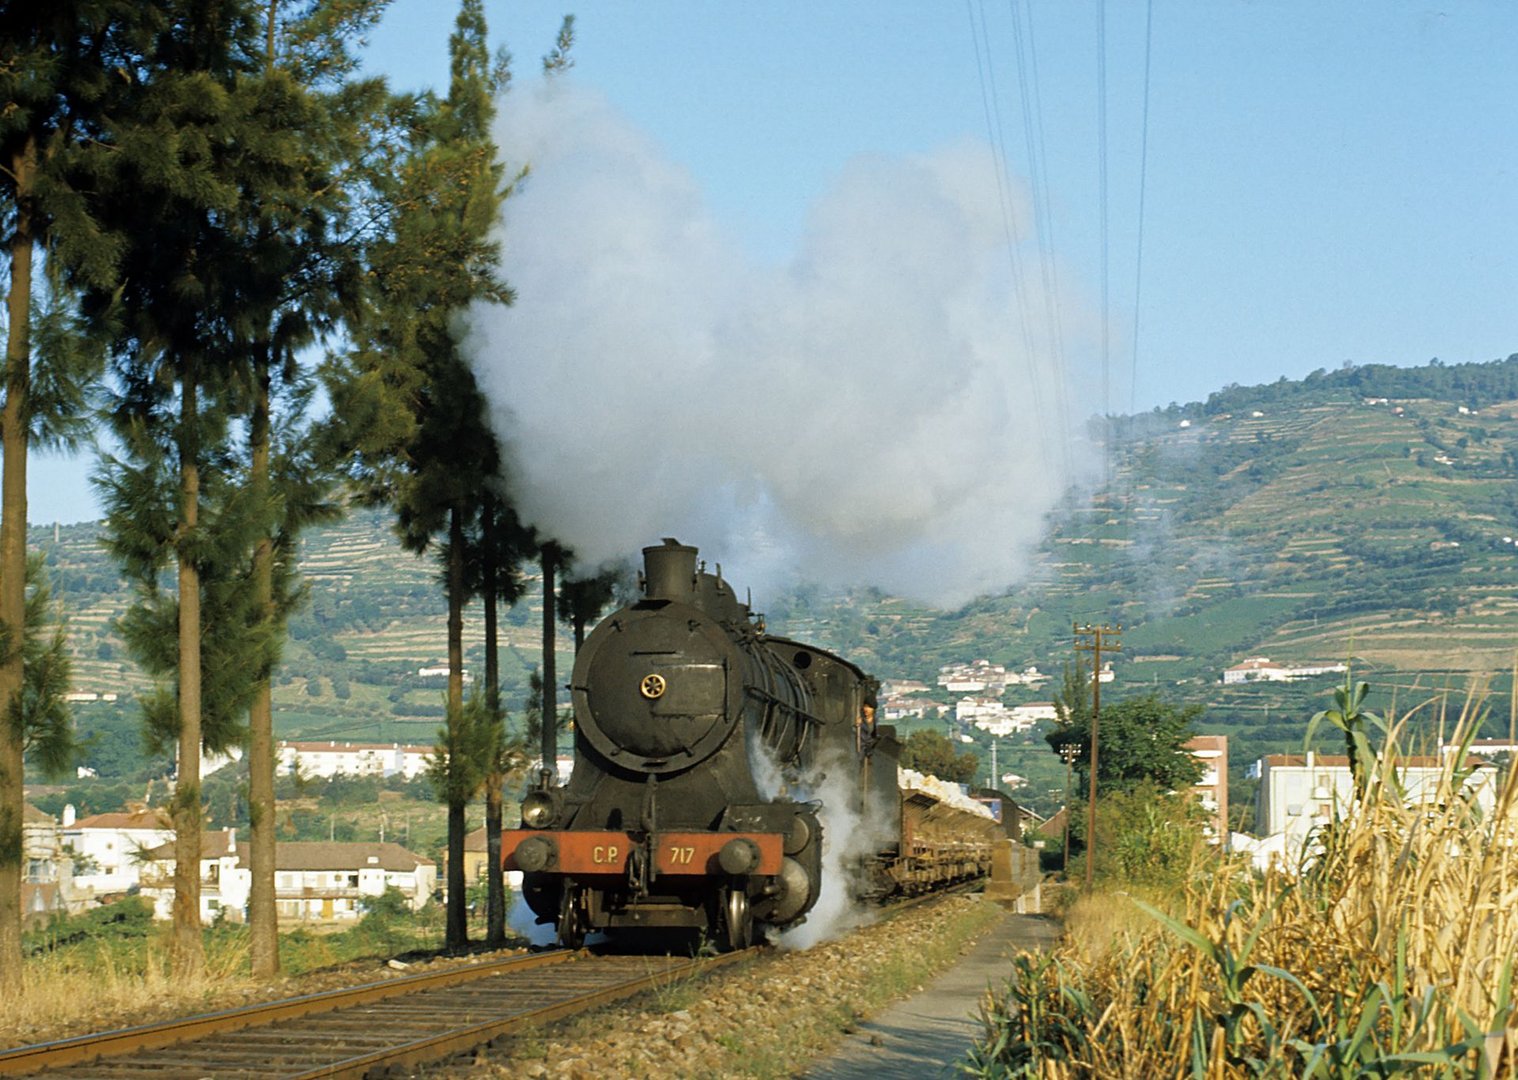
top-left (1457, 739), bottom-right (1518, 760)
top-left (140, 828), bottom-right (243, 923)
top-left (277, 740), bottom-right (433, 781)
top-left (883, 695), bottom-right (937, 722)
top-left (956, 696), bottom-right (1007, 723)
top-left (1248, 752), bottom-right (1496, 868)
top-left (937, 660), bottom-right (1008, 694)
top-left (141, 835), bottom-right (437, 923)
top-left (1222, 657), bottom-right (1349, 685)
top-left (970, 701), bottom-right (1056, 737)
top-left (1004, 666), bottom-right (1050, 687)
top-left (60, 806), bottom-right (175, 899)
top-left (175, 744), bottom-right (243, 781)
top-left (880, 679), bottom-right (929, 697)
top-left (269, 842), bottom-right (437, 921)
top-left (1010, 702), bottom-right (1058, 724)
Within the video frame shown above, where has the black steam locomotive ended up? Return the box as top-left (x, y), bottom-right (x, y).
top-left (501, 540), bottom-right (1001, 950)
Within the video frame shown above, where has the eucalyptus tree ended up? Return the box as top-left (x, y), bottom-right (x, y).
top-left (0, 0), bottom-right (135, 985)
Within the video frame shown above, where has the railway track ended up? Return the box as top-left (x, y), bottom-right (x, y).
top-left (0, 947), bottom-right (752, 1079)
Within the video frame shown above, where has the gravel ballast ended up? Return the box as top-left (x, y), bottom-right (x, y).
top-left (440, 894), bottom-right (1014, 1080)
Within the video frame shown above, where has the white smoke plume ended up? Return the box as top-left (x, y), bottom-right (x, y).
top-left (748, 734), bottom-right (898, 950)
top-left (774, 750), bottom-right (900, 951)
top-left (467, 80), bottom-right (1097, 606)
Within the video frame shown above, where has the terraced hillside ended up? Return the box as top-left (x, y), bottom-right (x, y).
top-left (27, 357), bottom-right (1518, 801)
top-left (36, 509), bottom-right (577, 746)
top-left (1115, 394), bottom-right (1518, 674)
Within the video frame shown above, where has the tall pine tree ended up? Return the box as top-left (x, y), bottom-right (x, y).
top-left (324, 0), bottom-right (514, 953)
top-left (0, 1), bottom-right (132, 984)
top-left (465, 494), bottom-right (533, 946)
top-left (237, 0), bottom-right (389, 979)
top-left (85, 0), bottom-right (351, 974)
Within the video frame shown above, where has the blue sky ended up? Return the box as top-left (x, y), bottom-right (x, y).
top-left (24, 1), bottom-right (1518, 525)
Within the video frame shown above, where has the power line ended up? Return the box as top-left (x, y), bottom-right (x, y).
top-left (966, 0), bottom-right (1049, 463)
top-left (1097, 0), bottom-right (1111, 487)
top-left (1128, 0), bottom-right (1155, 420)
top-left (1009, 0), bottom-right (1072, 477)
top-left (1117, 0), bottom-right (1157, 530)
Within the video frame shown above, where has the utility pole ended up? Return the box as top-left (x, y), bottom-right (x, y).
top-left (1074, 622), bottom-right (1121, 891)
top-left (541, 546), bottom-right (557, 786)
top-left (1058, 742), bottom-right (1079, 875)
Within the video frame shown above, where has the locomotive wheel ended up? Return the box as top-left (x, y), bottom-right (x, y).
top-left (557, 887), bottom-right (587, 949)
top-left (722, 887), bottom-right (753, 951)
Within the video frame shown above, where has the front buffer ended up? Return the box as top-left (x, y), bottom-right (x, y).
top-left (502, 822), bottom-right (814, 950)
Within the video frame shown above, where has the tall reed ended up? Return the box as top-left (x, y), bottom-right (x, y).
top-left (967, 700), bottom-right (1518, 1078)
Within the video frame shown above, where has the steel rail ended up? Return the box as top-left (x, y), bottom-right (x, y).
top-left (287, 948), bottom-right (755, 1079)
top-left (3, 889), bottom-right (974, 1077)
top-left (0, 949), bottom-right (577, 1077)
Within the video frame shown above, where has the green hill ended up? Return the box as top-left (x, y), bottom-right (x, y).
top-left (31, 354), bottom-right (1518, 815)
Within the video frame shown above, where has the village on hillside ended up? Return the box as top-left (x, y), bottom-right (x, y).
top-left (16, 642), bottom-right (1510, 930)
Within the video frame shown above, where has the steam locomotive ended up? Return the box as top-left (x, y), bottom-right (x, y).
top-left (501, 540), bottom-right (1008, 950)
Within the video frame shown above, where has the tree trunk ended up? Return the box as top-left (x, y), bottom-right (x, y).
top-left (247, 354), bottom-right (278, 976)
top-left (0, 134), bottom-right (37, 990)
top-left (445, 504), bottom-right (467, 953)
top-left (446, 798), bottom-right (466, 953)
top-left (540, 547), bottom-right (556, 780)
top-left (482, 502), bottom-right (505, 948)
top-left (172, 370), bottom-right (204, 978)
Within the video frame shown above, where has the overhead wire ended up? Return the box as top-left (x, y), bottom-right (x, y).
top-left (1123, 0), bottom-right (1157, 528)
top-left (1097, 0), bottom-right (1111, 496)
top-left (1008, 0), bottom-right (1072, 477)
top-left (966, 0), bottom-right (1050, 465)
top-left (1129, 0), bottom-right (1155, 421)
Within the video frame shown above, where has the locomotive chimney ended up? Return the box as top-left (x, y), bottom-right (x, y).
top-left (643, 538), bottom-right (698, 602)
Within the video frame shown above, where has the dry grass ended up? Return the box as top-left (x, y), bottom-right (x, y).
top-left (2, 928), bottom-right (265, 1048)
top-left (5, 908), bottom-right (450, 1050)
top-left (969, 700), bottom-right (1518, 1078)
top-left (1056, 889), bottom-right (1158, 968)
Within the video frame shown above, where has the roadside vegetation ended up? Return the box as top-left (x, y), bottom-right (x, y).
top-left (966, 689), bottom-right (1517, 1077)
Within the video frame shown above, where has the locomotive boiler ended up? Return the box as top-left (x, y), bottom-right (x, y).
top-left (500, 539), bottom-right (999, 950)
